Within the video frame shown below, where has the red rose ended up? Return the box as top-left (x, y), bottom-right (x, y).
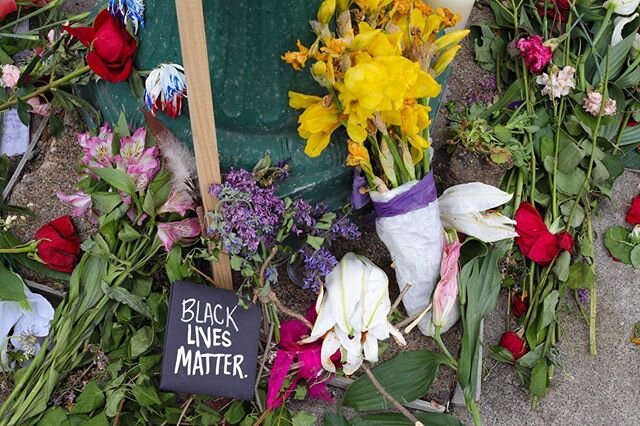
top-left (499, 331), bottom-right (528, 360)
top-left (511, 293), bottom-right (528, 318)
top-left (35, 216), bottom-right (81, 273)
top-left (537, 0), bottom-right (571, 23)
top-left (0, 0), bottom-right (17, 20)
top-left (626, 195), bottom-right (640, 225)
top-left (63, 10), bottom-right (137, 83)
top-left (514, 202), bottom-right (574, 266)
top-left (628, 120), bottom-right (638, 127)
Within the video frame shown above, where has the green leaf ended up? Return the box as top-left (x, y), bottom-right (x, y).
top-left (557, 141), bottom-right (584, 174)
top-left (560, 202), bottom-right (584, 229)
top-left (324, 413), bottom-right (351, 426)
top-left (552, 251), bottom-right (571, 282)
top-left (224, 401), bottom-right (246, 424)
top-left (489, 345), bottom-right (514, 364)
top-left (101, 282), bottom-right (152, 318)
top-left (305, 235), bottom-right (325, 251)
top-left (92, 168), bottom-right (136, 194)
top-left (131, 384), bottom-right (162, 407)
top-left (71, 381), bottom-right (105, 414)
top-left (516, 344), bottom-right (544, 369)
top-left (528, 358), bottom-right (549, 397)
top-left (0, 262), bottom-right (27, 302)
top-left (343, 350), bottom-right (448, 411)
top-left (118, 222), bottom-right (141, 242)
top-left (105, 389), bottom-right (126, 417)
top-left (630, 245), bottom-right (640, 269)
top-left (129, 326), bottom-right (154, 358)
top-left (84, 412), bottom-right (108, 426)
top-left (604, 226), bottom-right (634, 264)
top-left (566, 262), bottom-right (598, 290)
top-left (37, 407), bottom-right (69, 426)
top-left (92, 192), bottom-right (122, 215)
top-left (196, 402), bottom-right (221, 425)
top-left (115, 112), bottom-right (130, 137)
top-left (292, 411), bottom-right (317, 426)
top-left (351, 413), bottom-right (463, 426)
top-left (556, 168), bottom-right (586, 195)
top-left (540, 290), bottom-right (559, 330)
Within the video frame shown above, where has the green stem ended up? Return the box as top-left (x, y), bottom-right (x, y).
top-left (434, 328), bottom-right (458, 369)
top-left (0, 65), bottom-right (91, 112)
top-left (28, 12), bottom-right (90, 33)
top-left (465, 395), bottom-right (483, 426)
top-left (382, 134), bottom-right (411, 184)
top-left (551, 98), bottom-right (566, 220)
top-left (587, 214), bottom-right (597, 355)
top-left (0, 0), bottom-right (62, 32)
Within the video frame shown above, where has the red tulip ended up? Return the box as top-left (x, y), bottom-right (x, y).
top-left (514, 202), bottom-right (574, 266)
top-left (0, 0), bottom-right (17, 20)
top-left (626, 195), bottom-right (640, 225)
top-left (63, 10), bottom-right (137, 83)
top-left (511, 293), bottom-right (528, 318)
top-left (35, 216), bottom-right (81, 273)
top-left (499, 331), bottom-right (528, 360)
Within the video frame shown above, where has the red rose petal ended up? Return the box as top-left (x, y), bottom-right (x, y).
top-left (626, 195), bottom-right (640, 225)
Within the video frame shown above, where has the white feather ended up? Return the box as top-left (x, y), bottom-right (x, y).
top-left (156, 130), bottom-right (196, 194)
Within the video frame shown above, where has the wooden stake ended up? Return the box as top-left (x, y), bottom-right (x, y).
top-left (175, 0), bottom-right (233, 289)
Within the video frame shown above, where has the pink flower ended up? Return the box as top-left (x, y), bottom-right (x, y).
top-left (157, 187), bottom-right (195, 216)
top-left (79, 124), bottom-right (114, 169)
top-left (517, 35), bottom-right (552, 74)
top-left (432, 241), bottom-right (462, 329)
top-left (26, 96), bottom-right (50, 116)
top-left (116, 127), bottom-right (147, 169)
top-left (157, 218), bottom-right (200, 251)
top-left (583, 90), bottom-right (617, 116)
top-left (1, 64), bottom-right (20, 89)
top-left (266, 306), bottom-right (337, 409)
top-left (56, 191), bottom-right (92, 217)
top-left (127, 147), bottom-right (160, 192)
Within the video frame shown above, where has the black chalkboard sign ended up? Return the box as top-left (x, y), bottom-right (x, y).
top-left (160, 281), bottom-right (262, 400)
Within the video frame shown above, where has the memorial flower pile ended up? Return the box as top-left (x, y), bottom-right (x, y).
top-left (472, 0), bottom-right (639, 400)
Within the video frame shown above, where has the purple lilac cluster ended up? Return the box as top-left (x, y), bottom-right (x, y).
top-left (301, 247), bottom-right (338, 293)
top-left (208, 169), bottom-right (285, 255)
top-left (577, 289), bottom-right (590, 305)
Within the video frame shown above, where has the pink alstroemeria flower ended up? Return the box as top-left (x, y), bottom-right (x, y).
top-left (127, 147), bottom-right (160, 192)
top-left (157, 187), bottom-right (195, 216)
top-left (56, 191), bottom-right (92, 217)
top-left (432, 240), bottom-right (462, 329)
top-left (79, 123), bottom-right (114, 169)
top-left (116, 127), bottom-right (147, 169)
top-left (157, 217), bottom-right (200, 251)
top-left (266, 307), bottom-right (338, 409)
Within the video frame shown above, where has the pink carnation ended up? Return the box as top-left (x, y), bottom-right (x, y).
top-left (583, 90), bottom-right (617, 117)
top-left (1, 64), bottom-right (20, 89)
top-left (517, 35), bottom-right (553, 74)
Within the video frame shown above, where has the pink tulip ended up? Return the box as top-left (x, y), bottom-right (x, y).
top-left (56, 191), bottom-right (92, 217)
top-left (157, 218), bottom-right (201, 251)
top-left (432, 241), bottom-right (462, 329)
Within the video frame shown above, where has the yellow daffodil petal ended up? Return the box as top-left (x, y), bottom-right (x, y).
top-left (433, 45), bottom-right (461, 76)
top-left (304, 131), bottom-right (334, 157)
top-left (288, 91), bottom-right (323, 109)
top-left (318, 0), bottom-right (336, 24)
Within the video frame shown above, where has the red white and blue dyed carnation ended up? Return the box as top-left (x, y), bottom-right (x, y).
top-left (144, 63), bottom-right (187, 118)
top-left (108, 0), bottom-right (145, 33)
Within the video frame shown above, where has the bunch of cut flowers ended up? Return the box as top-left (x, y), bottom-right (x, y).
top-left (0, 114), bottom-right (203, 424)
top-left (284, 0), bottom-right (482, 336)
top-left (471, 0), bottom-right (640, 401)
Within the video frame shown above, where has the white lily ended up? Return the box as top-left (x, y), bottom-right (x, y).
top-left (611, 13), bottom-right (639, 46)
top-left (301, 253), bottom-right (406, 375)
top-left (0, 287), bottom-right (54, 370)
top-left (604, 0), bottom-right (640, 15)
top-left (438, 182), bottom-right (517, 243)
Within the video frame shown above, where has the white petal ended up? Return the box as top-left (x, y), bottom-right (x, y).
top-left (612, 13), bottom-right (639, 46)
top-left (438, 183), bottom-right (513, 215)
top-left (0, 301), bottom-right (22, 371)
top-left (388, 322), bottom-right (407, 345)
top-left (25, 290), bottom-right (55, 322)
top-left (342, 350), bottom-right (363, 376)
top-left (320, 330), bottom-right (341, 373)
top-left (441, 211), bottom-right (517, 243)
top-left (362, 334), bottom-right (379, 363)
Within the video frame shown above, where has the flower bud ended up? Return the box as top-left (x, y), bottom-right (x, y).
top-left (317, 0), bottom-right (336, 24)
top-left (628, 225), bottom-right (640, 244)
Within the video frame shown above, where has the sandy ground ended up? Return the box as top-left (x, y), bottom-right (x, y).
top-left (4, 1), bottom-right (639, 424)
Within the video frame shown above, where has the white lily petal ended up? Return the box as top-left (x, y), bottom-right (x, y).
top-left (612, 13), bottom-right (639, 46)
top-left (387, 322), bottom-right (407, 345)
top-left (368, 321), bottom-right (390, 341)
top-left (342, 350), bottom-right (363, 376)
top-left (604, 0), bottom-right (640, 16)
top-left (302, 285), bottom-right (337, 344)
top-left (438, 183), bottom-right (513, 215)
top-left (0, 301), bottom-right (22, 371)
top-left (362, 334), bottom-right (379, 363)
top-left (441, 211), bottom-right (517, 243)
top-left (320, 330), bottom-right (341, 373)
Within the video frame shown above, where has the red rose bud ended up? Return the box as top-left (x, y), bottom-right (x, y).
top-left (499, 331), bottom-right (528, 360)
top-left (514, 202), bottom-right (574, 266)
top-left (536, 0), bottom-right (571, 23)
top-left (511, 293), bottom-right (528, 318)
top-left (626, 195), bottom-right (640, 225)
top-left (35, 216), bottom-right (81, 273)
top-left (63, 10), bottom-right (137, 82)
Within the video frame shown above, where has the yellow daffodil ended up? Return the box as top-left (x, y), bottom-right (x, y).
top-left (351, 22), bottom-right (402, 57)
top-left (311, 60), bottom-right (336, 88)
top-left (322, 37), bottom-right (348, 57)
top-left (434, 29), bottom-right (470, 52)
top-left (282, 40), bottom-right (309, 70)
top-left (318, 0), bottom-right (336, 24)
top-left (288, 92), bottom-right (341, 157)
top-left (354, 0), bottom-right (393, 15)
top-left (381, 99), bottom-right (430, 137)
top-left (435, 7), bottom-right (461, 29)
top-left (432, 45), bottom-right (461, 76)
top-left (346, 140), bottom-right (375, 176)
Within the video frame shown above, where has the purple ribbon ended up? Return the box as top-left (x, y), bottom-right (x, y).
top-left (372, 172), bottom-right (437, 218)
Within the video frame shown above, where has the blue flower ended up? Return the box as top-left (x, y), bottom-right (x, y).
top-left (108, 0), bottom-right (145, 34)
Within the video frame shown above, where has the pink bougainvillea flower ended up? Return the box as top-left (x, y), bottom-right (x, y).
top-left (266, 306), bottom-right (339, 410)
top-left (157, 217), bottom-right (200, 251)
top-left (431, 240), bottom-right (462, 329)
top-left (157, 187), bottom-right (195, 216)
top-left (517, 35), bottom-right (553, 74)
top-left (56, 191), bottom-right (92, 217)
top-left (514, 202), bottom-right (574, 266)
